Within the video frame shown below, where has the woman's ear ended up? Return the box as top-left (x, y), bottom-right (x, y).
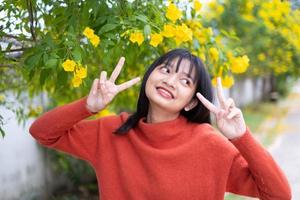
top-left (184, 99), bottom-right (198, 111)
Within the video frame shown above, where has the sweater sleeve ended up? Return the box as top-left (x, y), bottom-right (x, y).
top-left (29, 97), bottom-right (101, 165)
top-left (226, 127), bottom-right (292, 200)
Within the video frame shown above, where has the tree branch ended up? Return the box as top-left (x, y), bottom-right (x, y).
top-left (27, 0), bottom-right (36, 42)
top-left (0, 64), bottom-right (17, 68)
top-left (1, 48), bottom-right (29, 53)
top-left (2, 34), bottom-right (34, 42)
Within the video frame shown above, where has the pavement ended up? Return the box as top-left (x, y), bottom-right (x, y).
top-left (268, 79), bottom-right (300, 200)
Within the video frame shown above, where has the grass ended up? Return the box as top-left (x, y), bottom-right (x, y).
top-left (242, 101), bottom-right (278, 133)
top-left (242, 99), bottom-right (289, 146)
top-left (225, 193), bottom-right (257, 200)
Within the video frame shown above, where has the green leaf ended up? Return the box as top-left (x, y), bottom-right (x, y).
top-left (135, 15), bottom-right (148, 23)
top-left (98, 23), bottom-right (119, 34)
top-left (45, 58), bottom-right (58, 69)
top-left (0, 115), bottom-right (5, 138)
top-left (95, 16), bottom-right (108, 26)
top-left (144, 25), bottom-right (151, 36)
top-left (24, 53), bottom-right (42, 70)
top-left (57, 70), bottom-right (68, 86)
top-left (0, 127), bottom-right (4, 138)
top-left (28, 69), bottom-right (36, 80)
top-left (72, 47), bottom-right (82, 61)
top-left (39, 68), bottom-right (51, 86)
top-left (6, 42), bottom-right (13, 51)
top-left (64, 40), bottom-right (74, 47)
top-left (43, 53), bottom-right (49, 64)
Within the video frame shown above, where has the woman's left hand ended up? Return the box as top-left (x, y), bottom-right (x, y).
top-left (196, 77), bottom-right (246, 140)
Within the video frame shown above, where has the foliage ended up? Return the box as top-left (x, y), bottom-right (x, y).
top-left (205, 0), bottom-right (300, 79)
top-left (0, 0), bottom-right (251, 136)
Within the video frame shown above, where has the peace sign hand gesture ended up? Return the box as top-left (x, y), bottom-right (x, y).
top-left (86, 57), bottom-right (141, 113)
top-left (196, 77), bottom-right (246, 140)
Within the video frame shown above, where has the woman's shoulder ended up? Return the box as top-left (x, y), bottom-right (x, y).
top-left (190, 122), bottom-right (217, 136)
top-left (98, 111), bottom-right (130, 124)
top-left (96, 112), bottom-right (133, 131)
top-left (191, 122), bottom-right (239, 153)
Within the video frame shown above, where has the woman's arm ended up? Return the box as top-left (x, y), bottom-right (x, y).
top-left (30, 56), bottom-right (140, 165)
top-left (196, 77), bottom-right (291, 199)
top-left (29, 97), bottom-right (100, 165)
top-left (226, 127), bottom-right (291, 199)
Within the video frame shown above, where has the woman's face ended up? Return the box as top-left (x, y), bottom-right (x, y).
top-left (145, 58), bottom-right (198, 113)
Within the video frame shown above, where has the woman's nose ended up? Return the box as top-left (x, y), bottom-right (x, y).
top-left (163, 74), bottom-right (177, 88)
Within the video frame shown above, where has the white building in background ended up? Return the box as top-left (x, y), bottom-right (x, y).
top-left (0, 107), bottom-right (50, 200)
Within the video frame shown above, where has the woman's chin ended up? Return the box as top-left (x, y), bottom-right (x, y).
top-left (149, 98), bottom-right (180, 112)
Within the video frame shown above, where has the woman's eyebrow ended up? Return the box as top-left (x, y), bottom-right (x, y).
top-left (162, 63), bottom-right (172, 68)
top-left (163, 63), bottom-right (194, 80)
top-left (182, 72), bottom-right (193, 79)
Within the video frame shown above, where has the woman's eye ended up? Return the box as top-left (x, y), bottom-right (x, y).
top-left (160, 67), bottom-right (169, 73)
top-left (181, 79), bottom-right (190, 85)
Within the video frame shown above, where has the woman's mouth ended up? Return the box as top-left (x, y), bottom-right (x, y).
top-left (156, 86), bottom-right (174, 99)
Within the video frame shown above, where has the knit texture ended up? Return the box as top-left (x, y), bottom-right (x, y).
top-left (29, 97), bottom-right (291, 200)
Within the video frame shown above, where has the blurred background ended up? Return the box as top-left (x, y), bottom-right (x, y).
top-left (0, 0), bottom-right (300, 199)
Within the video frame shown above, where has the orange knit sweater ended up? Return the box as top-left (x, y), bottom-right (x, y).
top-left (29, 97), bottom-right (291, 200)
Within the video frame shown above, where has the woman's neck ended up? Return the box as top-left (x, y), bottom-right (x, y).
top-left (146, 105), bottom-right (180, 123)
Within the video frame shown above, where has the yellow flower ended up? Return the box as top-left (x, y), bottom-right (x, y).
top-left (95, 109), bottom-right (115, 118)
top-left (166, 3), bottom-right (182, 23)
top-left (211, 77), bottom-right (217, 87)
top-left (83, 27), bottom-right (95, 38)
top-left (194, 30), bottom-right (206, 44)
top-left (174, 24), bottom-right (193, 45)
top-left (274, 65), bottom-right (288, 74)
top-left (161, 24), bottom-right (175, 38)
top-left (28, 105), bottom-right (43, 117)
top-left (226, 51), bottom-right (234, 60)
top-left (72, 75), bottom-right (82, 87)
top-left (215, 36), bottom-right (222, 45)
top-left (62, 59), bottom-right (76, 72)
top-left (194, 27), bottom-right (213, 45)
top-left (217, 65), bottom-right (224, 77)
top-left (194, 0), bottom-right (202, 11)
top-left (209, 47), bottom-right (219, 62)
top-left (208, 1), bottom-right (224, 16)
top-left (150, 33), bottom-right (163, 47)
top-left (213, 76), bottom-right (234, 88)
top-left (89, 34), bottom-right (100, 47)
top-left (222, 76), bottom-right (234, 88)
top-left (186, 19), bottom-right (202, 32)
top-left (129, 31), bottom-right (144, 46)
top-left (75, 65), bottom-right (87, 79)
top-left (0, 94), bottom-right (5, 102)
top-left (230, 55), bottom-right (250, 74)
top-left (35, 106), bottom-right (43, 114)
top-left (242, 14), bottom-right (255, 22)
top-left (245, 1), bottom-right (254, 12)
top-left (199, 52), bottom-right (206, 62)
top-left (258, 53), bottom-right (266, 61)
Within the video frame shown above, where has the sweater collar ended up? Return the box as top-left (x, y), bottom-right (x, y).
top-left (136, 114), bottom-right (191, 148)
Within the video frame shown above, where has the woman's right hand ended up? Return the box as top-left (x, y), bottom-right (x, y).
top-left (86, 57), bottom-right (141, 113)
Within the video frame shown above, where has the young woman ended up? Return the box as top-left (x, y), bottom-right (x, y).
top-left (29, 49), bottom-right (291, 200)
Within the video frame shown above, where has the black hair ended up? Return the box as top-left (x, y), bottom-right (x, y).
top-left (114, 48), bottom-right (213, 135)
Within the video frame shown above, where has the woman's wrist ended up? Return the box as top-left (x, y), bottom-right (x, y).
top-left (85, 104), bottom-right (99, 114)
